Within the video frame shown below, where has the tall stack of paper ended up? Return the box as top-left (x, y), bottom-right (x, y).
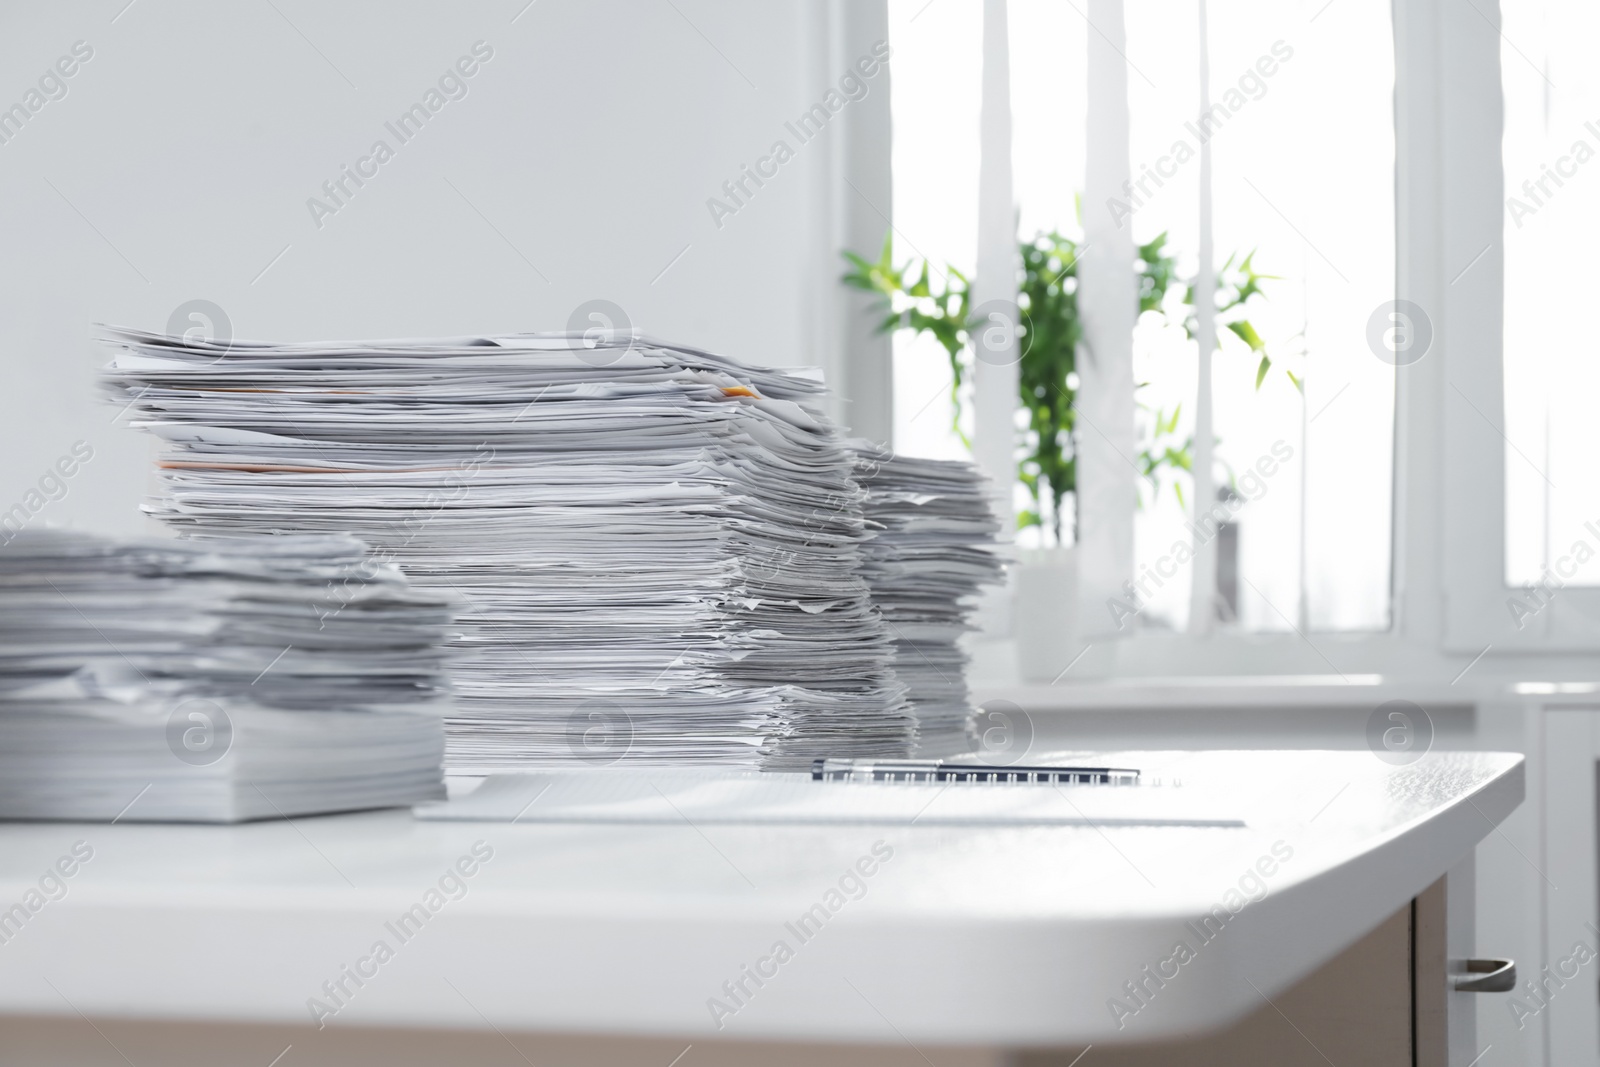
top-left (0, 530), bottom-right (453, 822)
top-left (100, 328), bottom-right (913, 771)
top-left (852, 444), bottom-right (1004, 754)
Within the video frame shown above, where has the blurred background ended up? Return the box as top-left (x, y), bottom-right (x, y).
top-left (0, 0), bottom-right (1408, 648)
top-left (0, 0), bottom-right (891, 541)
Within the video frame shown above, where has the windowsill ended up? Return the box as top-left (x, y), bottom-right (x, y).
top-left (967, 630), bottom-right (1600, 709)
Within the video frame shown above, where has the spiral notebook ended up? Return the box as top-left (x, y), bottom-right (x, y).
top-left (413, 765), bottom-right (1245, 827)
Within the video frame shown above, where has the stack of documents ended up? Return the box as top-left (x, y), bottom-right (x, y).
top-left (0, 530), bottom-right (452, 821)
top-left (99, 328), bottom-right (914, 771)
top-left (852, 445), bottom-right (1004, 754)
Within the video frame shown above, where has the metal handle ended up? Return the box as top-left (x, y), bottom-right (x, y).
top-left (1452, 958), bottom-right (1516, 993)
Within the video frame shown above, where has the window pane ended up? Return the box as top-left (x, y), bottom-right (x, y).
top-left (887, 0), bottom-right (981, 463)
top-left (886, 0), bottom-right (1395, 634)
top-left (1123, 0), bottom-right (1395, 633)
top-left (1502, 0), bottom-right (1600, 587)
top-left (887, 0), bottom-right (1089, 479)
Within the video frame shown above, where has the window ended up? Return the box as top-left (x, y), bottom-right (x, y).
top-left (886, 0), bottom-right (1395, 639)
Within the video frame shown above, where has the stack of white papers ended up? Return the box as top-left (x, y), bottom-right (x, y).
top-left (0, 530), bottom-right (452, 821)
top-left (852, 445), bottom-right (1004, 754)
top-left (99, 328), bottom-right (914, 771)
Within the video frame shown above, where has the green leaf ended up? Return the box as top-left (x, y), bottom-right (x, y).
top-left (1227, 319), bottom-right (1267, 353)
top-left (840, 223), bottom-right (1281, 543)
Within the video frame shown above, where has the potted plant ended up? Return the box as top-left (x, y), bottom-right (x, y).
top-left (843, 222), bottom-right (1281, 679)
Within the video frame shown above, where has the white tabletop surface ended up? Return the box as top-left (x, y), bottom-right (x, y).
top-left (0, 749), bottom-right (1523, 1047)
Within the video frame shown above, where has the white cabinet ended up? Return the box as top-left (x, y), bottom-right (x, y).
top-left (1473, 700), bottom-right (1600, 1066)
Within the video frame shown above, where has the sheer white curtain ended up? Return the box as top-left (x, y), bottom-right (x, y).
top-left (1073, 0), bottom-right (1138, 640)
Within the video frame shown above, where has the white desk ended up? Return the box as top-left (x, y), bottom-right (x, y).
top-left (0, 750), bottom-right (1523, 1063)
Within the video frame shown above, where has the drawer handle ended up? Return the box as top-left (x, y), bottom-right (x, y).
top-left (1452, 958), bottom-right (1517, 993)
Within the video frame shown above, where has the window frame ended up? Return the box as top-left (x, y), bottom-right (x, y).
top-left (1053, 0), bottom-right (1532, 672)
top-left (932, 0), bottom-right (1570, 675)
top-left (1406, 0), bottom-right (1600, 655)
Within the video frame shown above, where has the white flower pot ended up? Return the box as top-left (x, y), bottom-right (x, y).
top-left (1013, 546), bottom-right (1081, 683)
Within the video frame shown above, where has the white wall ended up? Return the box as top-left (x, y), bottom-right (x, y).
top-left (0, 0), bottom-right (891, 540)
